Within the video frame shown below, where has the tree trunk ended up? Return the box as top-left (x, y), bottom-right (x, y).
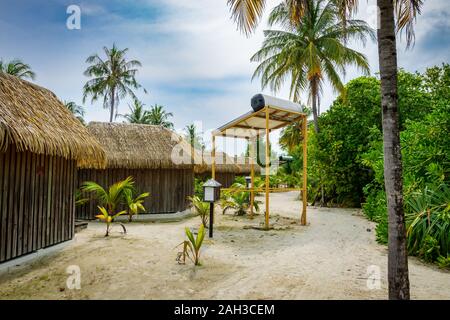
top-left (311, 86), bottom-right (319, 134)
top-left (109, 87), bottom-right (115, 122)
top-left (377, 0), bottom-right (410, 300)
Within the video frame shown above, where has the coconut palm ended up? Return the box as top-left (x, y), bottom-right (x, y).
top-left (83, 44), bottom-right (146, 122)
top-left (251, 0), bottom-right (374, 133)
top-left (64, 101), bottom-right (86, 125)
top-left (0, 59), bottom-right (36, 80)
top-left (122, 98), bottom-right (150, 124)
top-left (184, 124), bottom-right (204, 150)
top-left (146, 104), bottom-right (174, 129)
top-left (229, 0), bottom-right (422, 300)
top-left (81, 176), bottom-right (135, 216)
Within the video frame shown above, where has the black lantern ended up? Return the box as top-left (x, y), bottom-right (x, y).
top-left (245, 176), bottom-right (252, 189)
top-left (202, 179), bottom-right (222, 203)
top-left (202, 179), bottom-right (222, 238)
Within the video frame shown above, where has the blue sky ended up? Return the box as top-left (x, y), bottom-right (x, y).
top-left (1, 0), bottom-right (449, 155)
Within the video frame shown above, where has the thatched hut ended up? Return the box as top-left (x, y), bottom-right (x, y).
top-left (0, 73), bottom-right (105, 263)
top-left (194, 151), bottom-right (240, 188)
top-left (76, 122), bottom-right (196, 219)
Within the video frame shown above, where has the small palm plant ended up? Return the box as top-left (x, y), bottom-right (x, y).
top-left (188, 196), bottom-right (209, 227)
top-left (124, 189), bottom-right (150, 222)
top-left (96, 206), bottom-right (127, 237)
top-left (176, 225), bottom-right (206, 266)
top-left (221, 182), bottom-right (261, 216)
top-left (81, 176), bottom-right (135, 216)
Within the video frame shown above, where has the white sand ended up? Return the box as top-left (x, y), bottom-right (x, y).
top-left (0, 191), bottom-right (448, 299)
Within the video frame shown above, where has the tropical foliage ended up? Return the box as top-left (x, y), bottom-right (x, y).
top-left (220, 180), bottom-right (261, 216)
top-left (80, 176), bottom-right (135, 216)
top-left (64, 101), bottom-right (86, 124)
top-left (145, 104), bottom-right (174, 128)
top-left (122, 98), bottom-right (149, 124)
top-left (124, 189), bottom-right (150, 222)
top-left (176, 225), bottom-right (206, 266)
top-left (282, 64), bottom-right (449, 265)
top-left (96, 206), bottom-right (127, 237)
top-left (184, 124), bottom-right (204, 150)
top-left (0, 58), bottom-right (36, 80)
top-left (83, 44), bottom-right (146, 122)
top-left (251, 0), bottom-right (374, 132)
top-left (188, 195), bottom-right (210, 227)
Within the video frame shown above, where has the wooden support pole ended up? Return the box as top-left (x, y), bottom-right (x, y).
top-left (212, 134), bottom-right (216, 180)
top-left (250, 137), bottom-right (255, 218)
top-left (265, 107), bottom-right (270, 229)
top-left (301, 115), bottom-right (307, 225)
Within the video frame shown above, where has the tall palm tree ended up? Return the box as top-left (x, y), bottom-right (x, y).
top-left (0, 59), bottom-right (36, 80)
top-left (146, 104), bottom-right (174, 129)
top-left (82, 44), bottom-right (146, 122)
top-left (251, 0), bottom-right (374, 133)
top-left (184, 124), bottom-right (204, 150)
top-left (228, 0), bottom-right (422, 300)
top-left (122, 98), bottom-right (150, 124)
top-left (64, 101), bottom-right (86, 125)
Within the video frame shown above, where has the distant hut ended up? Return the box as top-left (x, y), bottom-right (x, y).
top-left (235, 156), bottom-right (261, 177)
top-left (0, 73), bottom-right (105, 263)
top-left (76, 122), bottom-right (196, 219)
top-left (194, 151), bottom-right (240, 188)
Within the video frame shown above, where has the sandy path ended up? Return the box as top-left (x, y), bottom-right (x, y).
top-left (0, 192), bottom-right (448, 299)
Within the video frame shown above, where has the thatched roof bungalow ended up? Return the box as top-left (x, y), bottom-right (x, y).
top-left (194, 151), bottom-right (243, 188)
top-left (77, 122), bottom-right (196, 219)
top-left (0, 72), bottom-right (105, 263)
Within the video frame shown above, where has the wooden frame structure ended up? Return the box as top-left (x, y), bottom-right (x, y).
top-left (212, 104), bottom-right (308, 229)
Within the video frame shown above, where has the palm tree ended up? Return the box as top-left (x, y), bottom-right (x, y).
top-left (82, 44), bottom-right (146, 122)
top-left (0, 59), bottom-right (36, 80)
top-left (146, 104), bottom-right (174, 129)
top-left (122, 98), bottom-right (150, 124)
top-left (184, 124), bottom-right (204, 150)
top-left (228, 0), bottom-right (422, 300)
top-left (227, 0), bottom-right (423, 299)
top-left (64, 101), bottom-right (86, 125)
top-left (251, 0), bottom-right (374, 133)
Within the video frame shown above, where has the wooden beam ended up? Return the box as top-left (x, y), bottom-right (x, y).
top-left (265, 107), bottom-right (270, 229)
top-left (301, 115), bottom-right (307, 226)
top-left (212, 134), bottom-right (216, 180)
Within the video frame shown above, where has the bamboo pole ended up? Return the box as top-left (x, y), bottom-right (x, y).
top-left (265, 107), bottom-right (270, 229)
top-left (212, 134), bottom-right (216, 180)
top-left (301, 115), bottom-right (307, 225)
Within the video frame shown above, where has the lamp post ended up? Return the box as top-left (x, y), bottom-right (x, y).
top-left (202, 179), bottom-right (222, 238)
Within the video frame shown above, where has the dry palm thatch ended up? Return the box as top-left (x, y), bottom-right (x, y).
top-left (235, 156), bottom-right (261, 175)
top-left (195, 151), bottom-right (240, 174)
top-left (0, 72), bottom-right (106, 168)
top-left (81, 122), bottom-right (202, 169)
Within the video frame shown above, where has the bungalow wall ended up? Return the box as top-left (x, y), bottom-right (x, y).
top-left (0, 147), bottom-right (76, 263)
top-left (76, 168), bottom-right (194, 220)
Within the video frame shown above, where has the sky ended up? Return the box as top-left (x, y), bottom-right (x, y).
top-left (0, 0), bottom-right (449, 155)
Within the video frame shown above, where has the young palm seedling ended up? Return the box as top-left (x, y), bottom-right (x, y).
top-left (96, 206), bottom-right (127, 237)
top-left (188, 195), bottom-right (210, 227)
top-left (124, 189), bottom-right (150, 222)
top-left (176, 224), bottom-right (205, 266)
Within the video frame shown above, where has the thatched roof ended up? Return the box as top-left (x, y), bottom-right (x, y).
top-left (235, 156), bottom-right (261, 175)
top-left (0, 72), bottom-right (106, 168)
top-left (81, 122), bottom-right (200, 169)
top-left (194, 151), bottom-right (240, 174)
